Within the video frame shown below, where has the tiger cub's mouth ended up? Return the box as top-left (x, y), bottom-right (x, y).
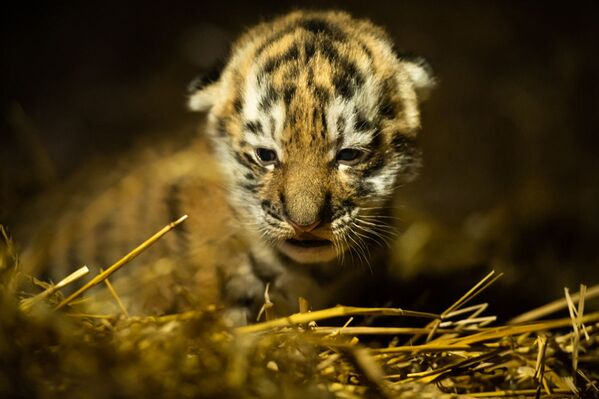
top-left (277, 232), bottom-right (337, 263)
top-left (286, 238), bottom-right (332, 248)
top-left (286, 231), bottom-right (332, 248)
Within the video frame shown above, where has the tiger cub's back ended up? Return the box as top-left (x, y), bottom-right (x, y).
top-left (18, 131), bottom-right (236, 315)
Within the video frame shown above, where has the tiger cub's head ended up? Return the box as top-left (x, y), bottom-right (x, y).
top-left (189, 11), bottom-right (435, 264)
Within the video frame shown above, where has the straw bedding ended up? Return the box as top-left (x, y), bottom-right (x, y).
top-left (1, 222), bottom-right (598, 399)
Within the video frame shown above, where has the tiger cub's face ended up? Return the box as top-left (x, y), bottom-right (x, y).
top-left (189, 11), bottom-right (434, 264)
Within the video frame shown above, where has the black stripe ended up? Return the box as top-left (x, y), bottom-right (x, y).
top-left (320, 109), bottom-right (328, 139)
top-left (234, 152), bottom-right (256, 170)
top-left (254, 26), bottom-right (296, 57)
top-left (341, 199), bottom-right (355, 208)
top-left (333, 74), bottom-right (355, 99)
top-left (187, 58), bottom-right (225, 94)
top-left (378, 80), bottom-right (397, 119)
top-left (336, 116), bottom-right (346, 136)
top-left (304, 38), bottom-right (316, 61)
top-left (243, 152), bottom-right (257, 166)
top-left (244, 120), bottom-right (263, 135)
top-left (262, 200), bottom-right (283, 221)
top-left (365, 129), bottom-right (383, 150)
top-left (320, 191), bottom-right (333, 223)
top-left (334, 131), bottom-right (345, 154)
top-left (258, 84), bottom-right (279, 111)
top-left (341, 60), bottom-right (365, 87)
top-left (241, 183), bottom-right (261, 193)
top-left (266, 210), bottom-right (283, 221)
top-left (216, 117), bottom-right (228, 137)
top-left (318, 38), bottom-right (365, 99)
top-left (332, 63), bottom-right (365, 99)
top-left (358, 40), bottom-right (374, 60)
top-left (362, 156), bottom-right (386, 178)
top-left (331, 199), bottom-right (354, 222)
top-left (287, 108), bottom-right (299, 126)
top-left (306, 66), bottom-right (315, 86)
top-left (283, 85), bottom-right (296, 105)
top-left (233, 97), bottom-right (243, 113)
top-left (298, 18), bottom-right (346, 40)
top-left (319, 38), bottom-right (340, 63)
top-left (356, 182), bottom-right (375, 197)
top-left (354, 112), bottom-right (374, 132)
top-left (311, 108), bottom-right (320, 129)
top-left (254, 18), bottom-right (345, 58)
top-left (262, 45), bottom-right (299, 75)
top-left (391, 134), bottom-right (417, 153)
top-left (313, 85), bottom-right (330, 103)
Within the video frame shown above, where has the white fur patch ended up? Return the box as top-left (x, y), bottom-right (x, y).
top-left (188, 83), bottom-right (221, 111)
top-left (240, 71), bottom-right (287, 160)
top-left (402, 59), bottom-right (436, 101)
top-left (242, 68), bottom-right (262, 121)
top-left (325, 96), bottom-right (378, 156)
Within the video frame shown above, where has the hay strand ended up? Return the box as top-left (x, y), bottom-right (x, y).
top-left (509, 283), bottom-right (599, 324)
top-left (55, 215), bottom-right (188, 310)
top-left (101, 269), bottom-right (129, 318)
top-left (19, 265), bottom-right (89, 312)
top-left (236, 306), bottom-right (440, 334)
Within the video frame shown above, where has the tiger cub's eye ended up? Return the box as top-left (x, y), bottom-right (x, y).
top-left (336, 148), bottom-right (365, 165)
top-left (256, 148), bottom-right (278, 165)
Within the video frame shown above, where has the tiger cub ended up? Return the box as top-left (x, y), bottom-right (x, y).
top-left (20, 10), bottom-right (434, 324)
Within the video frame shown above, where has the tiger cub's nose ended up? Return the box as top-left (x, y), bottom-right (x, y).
top-left (286, 218), bottom-right (322, 234)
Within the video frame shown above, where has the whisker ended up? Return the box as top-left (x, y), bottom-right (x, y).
top-left (357, 214), bottom-right (402, 221)
top-left (352, 222), bottom-right (391, 248)
top-left (340, 230), bottom-right (354, 266)
top-left (355, 217), bottom-right (398, 235)
top-left (345, 228), bottom-right (371, 272)
top-left (354, 224), bottom-right (398, 244)
top-left (332, 233), bottom-right (345, 265)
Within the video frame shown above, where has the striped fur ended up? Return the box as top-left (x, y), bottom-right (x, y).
top-left (188, 11), bottom-right (434, 322)
top-left (21, 11), bottom-right (434, 323)
top-left (20, 135), bottom-right (230, 315)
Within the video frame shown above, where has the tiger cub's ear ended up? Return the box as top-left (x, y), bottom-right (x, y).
top-left (187, 61), bottom-right (225, 112)
top-left (400, 56), bottom-right (436, 102)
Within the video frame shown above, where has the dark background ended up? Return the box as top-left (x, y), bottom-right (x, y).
top-left (1, 1), bottom-right (598, 317)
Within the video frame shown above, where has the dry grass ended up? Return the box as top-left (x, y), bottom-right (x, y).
top-left (1, 221), bottom-right (598, 398)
